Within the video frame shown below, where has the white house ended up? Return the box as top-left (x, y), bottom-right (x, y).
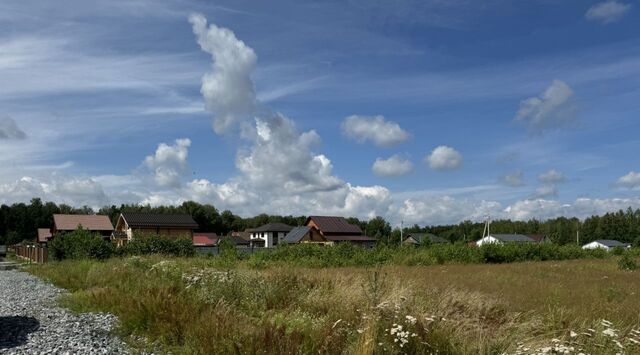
top-left (475, 234), bottom-right (535, 246)
top-left (248, 223), bottom-right (293, 248)
top-left (582, 239), bottom-right (631, 251)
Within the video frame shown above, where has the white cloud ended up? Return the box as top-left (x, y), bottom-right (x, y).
top-left (143, 138), bottom-right (191, 188)
top-left (0, 116), bottom-right (26, 139)
top-left (501, 171), bottom-right (524, 187)
top-left (538, 169), bottom-right (566, 184)
top-left (425, 146), bottom-right (462, 171)
top-left (533, 185), bottom-right (557, 199)
top-left (189, 13), bottom-right (257, 134)
top-left (586, 1), bottom-right (632, 24)
top-left (616, 171), bottom-right (640, 189)
top-left (514, 80), bottom-right (577, 133)
top-left (341, 115), bottom-right (409, 147)
top-left (0, 176), bottom-right (108, 207)
top-left (372, 155), bottom-right (413, 177)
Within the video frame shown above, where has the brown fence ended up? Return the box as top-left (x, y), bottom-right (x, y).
top-left (12, 245), bottom-right (48, 263)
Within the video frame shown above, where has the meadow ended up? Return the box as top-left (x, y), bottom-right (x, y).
top-left (27, 249), bottom-right (640, 355)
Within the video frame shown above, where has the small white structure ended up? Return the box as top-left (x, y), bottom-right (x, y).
top-left (475, 234), bottom-right (535, 246)
top-left (248, 223), bottom-right (293, 248)
top-left (582, 239), bottom-right (631, 251)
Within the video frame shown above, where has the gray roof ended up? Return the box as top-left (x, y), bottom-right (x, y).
top-left (283, 226), bottom-right (311, 244)
top-left (406, 233), bottom-right (448, 244)
top-left (491, 234), bottom-right (535, 243)
top-left (248, 223), bottom-right (293, 233)
top-left (592, 239), bottom-right (630, 247)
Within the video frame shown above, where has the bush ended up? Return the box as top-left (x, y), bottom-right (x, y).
top-left (618, 254), bottom-right (637, 271)
top-left (118, 233), bottom-right (195, 257)
top-left (48, 228), bottom-right (115, 261)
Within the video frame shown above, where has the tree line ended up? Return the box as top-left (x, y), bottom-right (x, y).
top-left (1, 198), bottom-right (639, 247)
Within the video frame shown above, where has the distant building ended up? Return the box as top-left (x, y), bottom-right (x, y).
top-left (282, 226), bottom-right (328, 245)
top-left (52, 214), bottom-right (114, 239)
top-left (247, 223), bottom-right (293, 248)
top-left (303, 216), bottom-right (376, 247)
top-left (403, 233), bottom-right (448, 246)
top-left (37, 228), bottom-right (52, 245)
top-left (527, 234), bottom-right (549, 243)
top-left (582, 239), bottom-right (631, 251)
top-left (113, 213), bottom-right (199, 245)
top-left (192, 233), bottom-right (219, 247)
top-left (475, 234), bottom-right (535, 246)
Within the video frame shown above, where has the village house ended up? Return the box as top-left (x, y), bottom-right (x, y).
top-left (37, 228), bottom-right (52, 245)
top-left (402, 233), bottom-right (449, 246)
top-left (52, 214), bottom-right (114, 239)
top-left (475, 234), bottom-right (536, 246)
top-left (582, 239), bottom-right (631, 251)
top-left (113, 212), bottom-right (199, 246)
top-left (302, 216), bottom-right (377, 247)
top-left (248, 223), bottom-right (293, 248)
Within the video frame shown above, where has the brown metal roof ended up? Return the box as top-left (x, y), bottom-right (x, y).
top-left (53, 214), bottom-right (114, 232)
top-left (306, 216), bottom-right (362, 235)
top-left (37, 228), bottom-right (52, 243)
top-left (120, 213), bottom-right (198, 229)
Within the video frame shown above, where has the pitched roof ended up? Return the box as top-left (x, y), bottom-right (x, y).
top-left (193, 233), bottom-right (219, 246)
top-left (283, 226), bottom-right (311, 244)
top-left (53, 214), bottom-right (114, 231)
top-left (406, 233), bottom-right (448, 244)
top-left (37, 228), bottom-right (52, 243)
top-left (247, 223), bottom-right (293, 233)
top-left (527, 234), bottom-right (547, 242)
top-left (120, 213), bottom-right (198, 229)
top-left (593, 239), bottom-right (630, 248)
top-left (325, 235), bottom-right (376, 242)
top-left (306, 216), bottom-right (363, 234)
top-left (490, 234), bottom-right (535, 243)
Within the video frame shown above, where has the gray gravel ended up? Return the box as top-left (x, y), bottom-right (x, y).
top-left (0, 269), bottom-right (130, 354)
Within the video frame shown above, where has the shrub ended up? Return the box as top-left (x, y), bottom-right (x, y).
top-left (48, 228), bottom-right (115, 261)
top-left (118, 233), bottom-right (195, 257)
top-left (618, 254), bottom-right (637, 271)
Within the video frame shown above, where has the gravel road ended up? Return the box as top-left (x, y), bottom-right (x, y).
top-left (0, 268), bottom-right (129, 354)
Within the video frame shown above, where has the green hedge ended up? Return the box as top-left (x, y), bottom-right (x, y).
top-left (117, 233), bottom-right (195, 257)
top-left (48, 228), bottom-right (115, 260)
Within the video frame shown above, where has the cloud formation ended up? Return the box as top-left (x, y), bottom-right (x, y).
top-left (586, 1), bottom-right (632, 24)
top-left (425, 146), bottom-right (462, 171)
top-left (533, 185), bottom-right (557, 199)
top-left (616, 171), bottom-right (640, 189)
top-left (143, 138), bottom-right (191, 188)
top-left (341, 115), bottom-right (409, 147)
top-left (514, 80), bottom-right (577, 134)
top-left (501, 171), bottom-right (525, 187)
top-left (189, 13), bottom-right (257, 134)
top-left (538, 169), bottom-right (566, 184)
top-left (0, 116), bottom-right (27, 140)
top-left (372, 155), bottom-right (413, 177)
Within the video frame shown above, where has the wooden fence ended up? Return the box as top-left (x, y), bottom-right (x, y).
top-left (11, 245), bottom-right (48, 263)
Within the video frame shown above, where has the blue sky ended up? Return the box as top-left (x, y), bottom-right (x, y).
top-left (1, 0), bottom-right (639, 225)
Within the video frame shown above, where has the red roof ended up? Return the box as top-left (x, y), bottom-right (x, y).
top-left (306, 216), bottom-right (363, 235)
top-left (527, 234), bottom-right (547, 242)
top-left (37, 228), bottom-right (52, 243)
top-left (193, 233), bottom-right (219, 246)
top-left (53, 214), bottom-right (114, 231)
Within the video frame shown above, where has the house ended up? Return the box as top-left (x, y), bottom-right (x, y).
top-left (527, 234), bottom-right (549, 243)
top-left (37, 228), bottom-right (52, 245)
top-left (475, 234), bottom-right (535, 246)
top-left (113, 213), bottom-right (199, 245)
top-left (283, 226), bottom-right (329, 245)
top-left (403, 233), bottom-right (448, 246)
top-left (304, 216), bottom-right (377, 247)
top-left (582, 239), bottom-right (631, 251)
top-left (193, 233), bottom-right (219, 247)
top-left (52, 214), bottom-right (114, 239)
top-left (247, 223), bottom-right (293, 248)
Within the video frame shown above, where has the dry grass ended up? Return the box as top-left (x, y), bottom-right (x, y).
top-left (28, 257), bottom-right (640, 354)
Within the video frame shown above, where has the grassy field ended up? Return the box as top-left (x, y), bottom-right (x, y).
top-left (28, 256), bottom-right (640, 354)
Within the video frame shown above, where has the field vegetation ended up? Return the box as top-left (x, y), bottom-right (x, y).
top-left (28, 248), bottom-right (640, 354)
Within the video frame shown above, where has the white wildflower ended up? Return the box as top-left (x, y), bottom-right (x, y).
top-left (570, 331), bottom-right (578, 338)
top-left (405, 315), bottom-right (417, 325)
top-left (603, 328), bottom-right (618, 338)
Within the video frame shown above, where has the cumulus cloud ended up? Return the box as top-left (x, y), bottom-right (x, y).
top-left (616, 171), bottom-right (640, 189)
top-left (0, 176), bottom-right (108, 207)
top-left (0, 116), bottom-right (27, 140)
top-left (372, 155), bottom-right (413, 177)
top-left (189, 13), bottom-right (257, 134)
top-left (425, 146), bottom-right (462, 171)
top-left (514, 80), bottom-right (577, 133)
top-left (586, 1), bottom-right (632, 24)
top-left (500, 171), bottom-right (524, 187)
top-left (143, 138), bottom-right (191, 188)
top-left (341, 115), bottom-right (409, 147)
top-left (538, 169), bottom-right (566, 184)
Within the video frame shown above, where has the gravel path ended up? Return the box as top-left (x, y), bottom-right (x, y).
top-left (0, 268), bottom-right (129, 354)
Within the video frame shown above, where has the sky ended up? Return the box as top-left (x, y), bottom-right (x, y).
top-left (1, 0), bottom-right (640, 226)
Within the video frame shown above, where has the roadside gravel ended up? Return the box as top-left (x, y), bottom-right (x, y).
top-left (0, 269), bottom-right (129, 354)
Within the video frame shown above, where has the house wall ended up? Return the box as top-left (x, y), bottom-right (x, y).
top-left (131, 227), bottom-right (194, 238)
